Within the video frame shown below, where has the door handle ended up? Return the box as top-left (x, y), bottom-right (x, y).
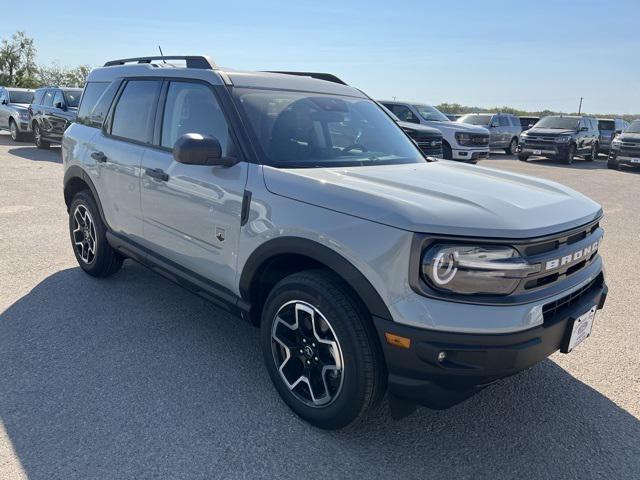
top-left (91, 151), bottom-right (107, 163)
top-left (145, 167), bottom-right (169, 182)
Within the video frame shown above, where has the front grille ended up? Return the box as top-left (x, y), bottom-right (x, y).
top-left (619, 142), bottom-right (640, 156)
top-left (542, 274), bottom-right (603, 322)
top-left (458, 134), bottom-right (489, 147)
top-left (416, 140), bottom-right (442, 156)
top-left (523, 136), bottom-right (556, 148)
top-left (514, 219), bottom-right (603, 294)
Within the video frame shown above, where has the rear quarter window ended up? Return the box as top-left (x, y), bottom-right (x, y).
top-left (33, 89), bottom-right (46, 105)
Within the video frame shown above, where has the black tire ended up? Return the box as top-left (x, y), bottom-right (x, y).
top-left (518, 153), bottom-right (529, 162)
top-left (562, 144), bottom-right (576, 164)
top-left (505, 137), bottom-right (518, 155)
top-left (442, 141), bottom-right (453, 160)
top-left (585, 143), bottom-right (597, 162)
top-left (33, 123), bottom-right (50, 149)
top-left (69, 190), bottom-right (123, 277)
top-left (607, 160), bottom-right (620, 170)
top-left (261, 270), bottom-right (385, 430)
top-left (9, 119), bottom-right (25, 142)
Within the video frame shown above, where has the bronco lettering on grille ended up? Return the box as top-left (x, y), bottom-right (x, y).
top-left (544, 240), bottom-right (600, 271)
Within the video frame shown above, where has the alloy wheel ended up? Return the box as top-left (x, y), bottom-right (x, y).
top-left (10, 121), bottom-right (17, 141)
top-left (72, 204), bottom-right (97, 264)
top-left (34, 125), bottom-right (41, 146)
top-left (271, 300), bottom-right (345, 407)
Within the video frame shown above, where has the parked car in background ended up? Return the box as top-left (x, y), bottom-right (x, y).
top-left (444, 113), bottom-right (462, 121)
top-left (607, 119), bottom-right (640, 170)
top-left (518, 115), bottom-right (599, 164)
top-left (378, 103), bottom-right (443, 157)
top-left (519, 116), bottom-right (540, 132)
top-left (380, 101), bottom-right (489, 162)
top-left (29, 86), bottom-right (83, 148)
top-left (457, 113), bottom-right (522, 154)
top-left (0, 87), bottom-right (35, 141)
top-left (597, 118), bottom-right (629, 155)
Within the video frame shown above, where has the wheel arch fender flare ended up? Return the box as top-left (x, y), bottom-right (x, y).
top-left (239, 237), bottom-right (393, 321)
top-left (63, 165), bottom-right (109, 228)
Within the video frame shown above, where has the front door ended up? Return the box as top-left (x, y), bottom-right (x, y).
top-left (140, 80), bottom-right (248, 291)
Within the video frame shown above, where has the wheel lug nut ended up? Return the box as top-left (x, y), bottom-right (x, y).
top-left (314, 356), bottom-right (318, 361)
top-left (299, 349), bottom-right (304, 354)
top-left (306, 360), bottom-right (311, 365)
top-left (302, 338), bottom-right (307, 343)
top-left (312, 343), bottom-right (316, 347)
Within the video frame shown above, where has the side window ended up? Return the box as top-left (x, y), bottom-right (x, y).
top-left (53, 90), bottom-right (65, 108)
top-left (110, 80), bottom-right (162, 143)
top-left (160, 81), bottom-right (231, 153)
top-left (43, 90), bottom-right (55, 107)
top-left (388, 105), bottom-right (419, 123)
top-left (510, 116), bottom-right (519, 127)
top-left (0, 89), bottom-right (5, 103)
top-left (77, 82), bottom-right (114, 128)
top-left (498, 115), bottom-right (510, 127)
top-left (33, 89), bottom-right (45, 105)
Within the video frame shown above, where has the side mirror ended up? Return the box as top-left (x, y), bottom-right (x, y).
top-left (490, 122), bottom-right (499, 128)
top-left (579, 126), bottom-right (588, 132)
top-left (615, 129), bottom-right (623, 135)
top-left (173, 133), bottom-right (237, 167)
top-left (55, 101), bottom-right (66, 110)
top-left (1, 99), bottom-right (7, 105)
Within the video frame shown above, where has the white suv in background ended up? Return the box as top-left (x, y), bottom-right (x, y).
top-left (379, 101), bottom-right (490, 163)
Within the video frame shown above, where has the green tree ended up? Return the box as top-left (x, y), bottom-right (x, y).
top-left (37, 62), bottom-right (92, 87)
top-left (0, 31), bottom-right (38, 87)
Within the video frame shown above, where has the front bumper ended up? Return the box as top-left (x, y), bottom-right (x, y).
top-left (375, 274), bottom-right (607, 409)
top-left (452, 148), bottom-right (489, 162)
top-left (609, 150), bottom-right (640, 167)
top-left (519, 142), bottom-right (571, 157)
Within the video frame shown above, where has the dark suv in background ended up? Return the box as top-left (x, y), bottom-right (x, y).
top-left (456, 112), bottom-right (522, 154)
top-left (608, 119), bottom-right (640, 170)
top-left (519, 115), bottom-right (599, 164)
top-left (519, 116), bottom-right (540, 132)
top-left (597, 118), bottom-right (628, 155)
top-left (29, 86), bottom-right (83, 148)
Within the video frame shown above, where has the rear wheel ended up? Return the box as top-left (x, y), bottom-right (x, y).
top-left (562, 144), bottom-right (576, 164)
top-left (261, 270), bottom-right (385, 429)
top-left (442, 141), bottom-right (453, 160)
top-left (69, 191), bottom-right (123, 277)
top-left (505, 137), bottom-right (518, 155)
top-left (585, 143), bottom-right (597, 161)
top-left (607, 160), bottom-right (620, 170)
top-left (33, 123), bottom-right (50, 149)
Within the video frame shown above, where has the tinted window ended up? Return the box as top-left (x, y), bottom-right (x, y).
top-left (7, 90), bottom-right (34, 104)
top-left (386, 104), bottom-right (420, 123)
top-left (43, 90), bottom-right (55, 107)
top-left (458, 114), bottom-right (492, 126)
top-left (626, 120), bottom-right (640, 134)
top-left (77, 82), bottom-right (109, 126)
top-left (111, 80), bottom-right (161, 143)
top-left (63, 89), bottom-right (82, 108)
top-left (535, 116), bottom-right (579, 130)
top-left (161, 82), bottom-right (230, 152)
top-left (53, 90), bottom-right (65, 108)
top-left (498, 116), bottom-right (510, 127)
top-left (33, 89), bottom-right (46, 105)
top-left (237, 89), bottom-right (424, 168)
top-left (413, 104), bottom-right (450, 122)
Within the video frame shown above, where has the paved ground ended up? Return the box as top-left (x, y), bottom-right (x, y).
top-left (0, 131), bottom-right (638, 479)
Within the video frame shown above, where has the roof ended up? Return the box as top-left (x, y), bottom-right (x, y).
top-left (4, 87), bottom-right (34, 92)
top-left (88, 56), bottom-right (365, 98)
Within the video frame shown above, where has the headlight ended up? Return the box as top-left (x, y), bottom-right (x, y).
top-left (18, 111), bottom-right (29, 120)
top-left (421, 244), bottom-right (539, 295)
top-left (555, 135), bottom-right (571, 143)
top-left (611, 137), bottom-right (622, 148)
top-left (455, 132), bottom-right (471, 144)
top-left (520, 132), bottom-right (528, 139)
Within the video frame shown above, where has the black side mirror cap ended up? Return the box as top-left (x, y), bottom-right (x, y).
top-left (173, 133), bottom-right (238, 167)
top-left (55, 102), bottom-right (66, 110)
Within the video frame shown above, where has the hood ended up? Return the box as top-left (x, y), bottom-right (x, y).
top-left (397, 121), bottom-right (442, 138)
top-left (526, 128), bottom-right (575, 137)
top-left (10, 103), bottom-right (30, 110)
top-left (619, 132), bottom-right (640, 142)
top-left (263, 162), bottom-right (602, 238)
top-left (431, 121), bottom-right (489, 135)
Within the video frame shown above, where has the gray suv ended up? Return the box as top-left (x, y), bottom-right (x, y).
top-left (457, 112), bottom-right (522, 154)
top-left (62, 56), bottom-right (608, 429)
top-left (0, 87), bottom-right (35, 141)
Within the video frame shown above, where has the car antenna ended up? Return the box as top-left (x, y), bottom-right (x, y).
top-left (158, 45), bottom-right (167, 63)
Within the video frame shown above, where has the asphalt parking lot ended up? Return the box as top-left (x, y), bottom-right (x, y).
top-left (0, 131), bottom-right (638, 479)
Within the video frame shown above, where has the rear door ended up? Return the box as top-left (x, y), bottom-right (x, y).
top-left (88, 79), bottom-right (162, 240)
top-left (0, 89), bottom-right (8, 129)
top-left (139, 79), bottom-right (248, 290)
top-left (48, 90), bottom-right (68, 141)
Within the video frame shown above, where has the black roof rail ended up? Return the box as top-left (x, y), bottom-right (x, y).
top-left (104, 55), bottom-right (216, 69)
top-left (264, 71), bottom-right (348, 85)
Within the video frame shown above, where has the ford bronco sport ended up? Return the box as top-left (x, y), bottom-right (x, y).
top-left (62, 56), bottom-right (607, 429)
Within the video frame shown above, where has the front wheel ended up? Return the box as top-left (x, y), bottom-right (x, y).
top-left (33, 123), bottom-right (50, 149)
top-left (9, 119), bottom-right (25, 142)
top-left (505, 137), bottom-right (518, 155)
top-left (585, 143), bottom-right (597, 161)
top-left (261, 270), bottom-right (385, 429)
top-left (442, 142), bottom-right (453, 160)
top-left (518, 153), bottom-right (529, 162)
top-left (607, 160), bottom-right (620, 170)
top-left (69, 191), bottom-right (123, 277)
top-left (562, 144), bottom-right (576, 164)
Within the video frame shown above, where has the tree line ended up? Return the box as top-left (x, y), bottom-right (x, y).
top-left (0, 31), bottom-right (91, 88)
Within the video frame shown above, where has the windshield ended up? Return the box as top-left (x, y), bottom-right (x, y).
top-left (626, 120), bottom-right (640, 134)
top-left (63, 90), bottom-right (82, 108)
top-left (535, 116), bottom-right (579, 130)
top-left (457, 114), bottom-right (492, 126)
top-left (413, 105), bottom-right (450, 122)
top-left (8, 90), bottom-right (33, 104)
top-left (235, 89), bottom-right (425, 168)
top-left (598, 120), bottom-right (615, 131)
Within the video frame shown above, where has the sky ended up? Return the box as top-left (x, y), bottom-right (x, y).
top-left (4, 0), bottom-right (640, 114)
